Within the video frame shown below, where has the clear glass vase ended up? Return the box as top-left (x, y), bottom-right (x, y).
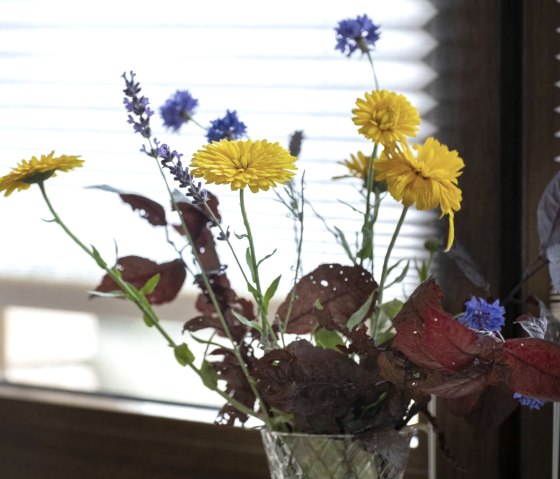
top-left (260, 429), bottom-right (411, 479)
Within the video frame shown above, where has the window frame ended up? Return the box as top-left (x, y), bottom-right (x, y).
top-left (0, 1), bottom-right (558, 478)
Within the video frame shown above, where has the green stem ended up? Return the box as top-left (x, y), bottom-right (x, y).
top-left (365, 49), bottom-right (380, 90)
top-left (39, 178), bottom-right (269, 426)
top-left (151, 151), bottom-right (273, 427)
top-left (280, 177), bottom-right (305, 344)
top-left (39, 181), bottom-right (175, 347)
top-left (239, 188), bottom-right (277, 345)
top-left (360, 143), bottom-right (379, 270)
top-left (202, 204), bottom-right (253, 288)
top-left (372, 205), bottom-right (409, 340)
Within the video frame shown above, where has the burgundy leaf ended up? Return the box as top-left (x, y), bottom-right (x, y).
top-left (94, 255), bottom-right (186, 305)
top-left (194, 227), bottom-right (221, 273)
top-left (184, 271), bottom-right (255, 341)
top-left (503, 338), bottom-right (560, 401)
top-left (90, 185), bottom-right (166, 226)
top-left (121, 193), bottom-right (167, 226)
top-left (276, 264), bottom-right (377, 334)
top-left (173, 192), bottom-right (222, 273)
top-left (423, 364), bottom-right (502, 399)
top-left (393, 279), bottom-right (502, 373)
top-left (173, 189), bottom-right (221, 237)
top-left (210, 346), bottom-right (256, 426)
top-left (254, 339), bottom-right (385, 434)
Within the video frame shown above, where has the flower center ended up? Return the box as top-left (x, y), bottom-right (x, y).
top-left (374, 107), bottom-right (399, 131)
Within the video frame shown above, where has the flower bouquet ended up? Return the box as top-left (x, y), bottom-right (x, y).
top-left (1, 14), bottom-right (560, 479)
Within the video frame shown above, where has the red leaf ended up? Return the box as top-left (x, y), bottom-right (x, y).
top-left (275, 264), bottom-right (377, 335)
top-left (121, 193), bottom-right (166, 226)
top-left (503, 338), bottom-right (560, 401)
top-left (393, 279), bottom-right (502, 373)
top-left (94, 255), bottom-right (186, 305)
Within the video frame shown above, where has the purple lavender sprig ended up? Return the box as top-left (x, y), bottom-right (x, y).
top-left (122, 71), bottom-right (154, 139)
top-left (158, 144), bottom-right (207, 204)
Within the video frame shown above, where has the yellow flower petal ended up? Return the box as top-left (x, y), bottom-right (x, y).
top-left (375, 137), bottom-right (464, 250)
top-left (0, 151), bottom-right (84, 197)
top-left (352, 90), bottom-right (420, 145)
top-left (190, 139), bottom-right (297, 193)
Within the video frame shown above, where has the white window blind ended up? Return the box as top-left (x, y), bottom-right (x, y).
top-left (0, 0), bottom-right (438, 299)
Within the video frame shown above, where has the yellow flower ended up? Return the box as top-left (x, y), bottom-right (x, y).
top-left (190, 139), bottom-right (297, 193)
top-left (0, 151), bottom-right (84, 197)
top-left (337, 151), bottom-right (371, 182)
top-left (374, 137), bottom-right (464, 251)
top-left (352, 90), bottom-right (420, 145)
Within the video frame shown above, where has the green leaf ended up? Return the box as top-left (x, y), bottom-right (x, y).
top-left (356, 225), bottom-right (373, 261)
top-left (143, 313), bottom-right (157, 327)
top-left (380, 298), bottom-right (404, 320)
top-left (87, 290), bottom-right (125, 298)
top-left (200, 360), bottom-right (218, 389)
top-left (230, 309), bottom-right (263, 333)
top-left (385, 258), bottom-right (408, 277)
top-left (385, 260), bottom-right (410, 289)
top-left (347, 293), bottom-right (375, 330)
top-left (174, 343), bottom-right (195, 366)
top-left (90, 245), bottom-right (108, 269)
top-left (375, 328), bottom-right (396, 346)
top-left (245, 247), bottom-right (257, 283)
top-left (234, 232), bottom-right (248, 240)
top-left (334, 226), bottom-right (357, 264)
top-left (257, 249), bottom-right (277, 268)
top-left (314, 327), bottom-right (344, 350)
top-left (313, 298), bottom-right (324, 310)
top-left (263, 275), bottom-right (282, 310)
top-left (140, 273), bottom-right (161, 295)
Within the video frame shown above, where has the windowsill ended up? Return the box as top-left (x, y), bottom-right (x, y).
top-left (0, 381), bottom-right (219, 424)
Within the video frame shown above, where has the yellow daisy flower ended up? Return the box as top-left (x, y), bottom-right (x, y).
top-left (374, 137), bottom-right (464, 251)
top-left (190, 139), bottom-right (297, 193)
top-left (337, 151), bottom-right (371, 182)
top-left (352, 90), bottom-right (420, 145)
top-left (0, 151), bottom-right (84, 197)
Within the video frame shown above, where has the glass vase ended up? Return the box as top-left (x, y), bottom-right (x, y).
top-left (260, 429), bottom-right (412, 479)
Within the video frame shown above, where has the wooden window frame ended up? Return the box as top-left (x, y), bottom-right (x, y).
top-left (429, 1), bottom-right (559, 478)
top-left (0, 2), bottom-right (558, 478)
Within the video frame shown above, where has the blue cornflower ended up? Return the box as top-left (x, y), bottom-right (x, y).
top-left (122, 71), bottom-right (154, 139)
top-left (335, 14), bottom-right (381, 57)
top-left (160, 90), bottom-right (199, 131)
top-left (206, 110), bottom-right (247, 143)
top-left (513, 393), bottom-right (545, 410)
top-left (458, 296), bottom-right (505, 332)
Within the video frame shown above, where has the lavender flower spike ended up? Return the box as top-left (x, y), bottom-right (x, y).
top-left (157, 143), bottom-right (207, 204)
top-left (122, 71), bottom-right (154, 139)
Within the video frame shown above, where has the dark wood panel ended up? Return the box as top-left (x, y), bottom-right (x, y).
top-left (0, 393), bottom-right (427, 479)
top-left (427, 1), bottom-right (514, 477)
top-left (426, 0), bottom-right (559, 478)
top-left (0, 396), bottom-right (269, 479)
top-left (520, 0), bottom-right (560, 477)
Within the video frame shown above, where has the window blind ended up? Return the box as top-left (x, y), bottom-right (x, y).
top-left (0, 0), bottom-right (439, 299)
